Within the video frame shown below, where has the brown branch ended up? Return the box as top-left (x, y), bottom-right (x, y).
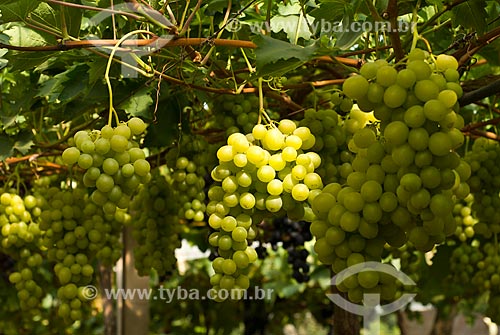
top-left (0, 37), bottom-right (257, 52)
top-left (266, 91), bottom-right (303, 111)
top-left (465, 129), bottom-right (500, 141)
top-left (459, 78), bottom-right (500, 106)
top-left (45, 0), bottom-right (143, 20)
top-left (315, 56), bottom-right (362, 68)
top-left (0, 152), bottom-right (63, 167)
top-left (0, 37), bottom-right (360, 67)
top-left (383, 0), bottom-right (404, 61)
top-left (472, 101), bottom-right (500, 114)
top-left (419, 0), bottom-right (467, 31)
top-left (462, 117), bottom-right (500, 132)
top-left (179, 0), bottom-right (203, 36)
top-left (453, 26), bottom-right (500, 67)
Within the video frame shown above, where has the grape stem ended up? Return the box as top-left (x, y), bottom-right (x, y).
top-left (104, 29), bottom-right (157, 126)
top-left (258, 77), bottom-right (265, 124)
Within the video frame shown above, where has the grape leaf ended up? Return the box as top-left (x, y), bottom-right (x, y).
top-left (87, 58), bottom-right (108, 84)
top-left (36, 64), bottom-right (89, 104)
top-left (0, 0), bottom-right (39, 23)
top-left (119, 87), bottom-right (154, 119)
top-left (0, 131), bottom-right (34, 161)
top-left (451, 0), bottom-right (488, 34)
top-left (334, 10), bottom-right (364, 49)
top-left (270, 14), bottom-right (316, 42)
top-left (2, 23), bottom-right (57, 47)
top-left (310, 1), bottom-right (347, 22)
top-left (253, 34), bottom-right (318, 73)
top-left (4, 51), bottom-right (55, 72)
top-left (277, 1), bottom-right (302, 16)
top-left (417, 244), bottom-right (454, 304)
top-left (143, 91), bottom-right (180, 148)
top-left (0, 135), bottom-right (13, 161)
top-left (13, 131), bottom-right (34, 155)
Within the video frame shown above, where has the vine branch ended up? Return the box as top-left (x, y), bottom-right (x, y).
top-left (453, 26), bottom-right (500, 67)
top-left (459, 78), bottom-right (500, 106)
top-left (383, 0), bottom-right (405, 61)
top-left (44, 0), bottom-right (142, 20)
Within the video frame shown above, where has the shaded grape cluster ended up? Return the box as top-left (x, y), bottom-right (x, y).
top-left (130, 171), bottom-right (182, 276)
top-left (37, 183), bottom-right (129, 323)
top-left (0, 190), bottom-right (45, 315)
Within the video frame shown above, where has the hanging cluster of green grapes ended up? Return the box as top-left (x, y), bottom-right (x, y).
top-left (298, 107), bottom-right (347, 184)
top-left (446, 239), bottom-right (500, 323)
top-left (61, 117), bottom-right (150, 214)
top-left (463, 138), bottom-right (500, 238)
top-left (331, 91), bottom-right (355, 115)
top-left (167, 156), bottom-right (207, 222)
top-left (1, 190), bottom-right (45, 316)
top-left (37, 183), bottom-right (129, 323)
top-left (212, 94), bottom-right (261, 136)
top-left (130, 171), bottom-right (182, 277)
top-left (207, 119), bottom-right (324, 299)
top-left (311, 49), bottom-right (470, 303)
top-left (452, 194), bottom-right (478, 242)
top-left (163, 133), bottom-right (221, 224)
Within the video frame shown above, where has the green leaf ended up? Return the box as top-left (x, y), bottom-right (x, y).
top-left (277, 1), bottom-right (302, 16)
top-left (310, 1), bottom-right (347, 22)
top-left (334, 11), bottom-right (364, 49)
top-left (205, 0), bottom-right (230, 14)
top-left (253, 34), bottom-right (318, 68)
top-left (253, 35), bottom-right (320, 76)
top-left (451, 0), bottom-right (488, 34)
top-left (30, 2), bottom-right (58, 29)
top-left (4, 51), bottom-right (55, 72)
top-left (2, 23), bottom-right (56, 47)
top-left (418, 244), bottom-right (454, 304)
top-left (36, 64), bottom-right (89, 104)
top-left (0, 115), bottom-right (17, 129)
top-left (64, 4), bottom-right (83, 38)
top-left (0, 131), bottom-right (33, 160)
top-left (13, 131), bottom-right (34, 155)
top-left (87, 58), bottom-right (108, 84)
top-left (0, 0), bottom-right (39, 23)
top-left (0, 135), bottom-right (13, 161)
top-left (119, 87), bottom-right (154, 119)
top-left (143, 89), bottom-right (180, 148)
top-left (270, 14), bottom-right (316, 42)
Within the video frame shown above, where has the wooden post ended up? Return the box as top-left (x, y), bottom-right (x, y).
top-left (121, 227), bottom-right (150, 335)
top-left (333, 292), bottom-right (361, 335)
top-left (99, 265), bottom-right (116, 335)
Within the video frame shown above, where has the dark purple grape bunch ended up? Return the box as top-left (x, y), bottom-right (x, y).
top-left (256, 217), bottom-right (313, 283)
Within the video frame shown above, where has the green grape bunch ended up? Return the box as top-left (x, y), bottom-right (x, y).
top-left (311, 49), bottom-right (470, 304)
top-left (207, 119), bottom-right (325, 300)
top-left (130, 171), bottom-right (182, 277)
top-left (61, 117), bottom-right (150, 214)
